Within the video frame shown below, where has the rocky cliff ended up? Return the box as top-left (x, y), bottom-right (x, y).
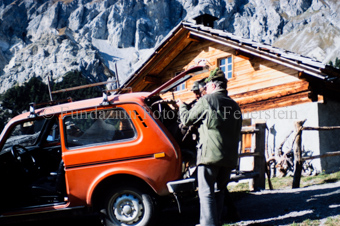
top-left (0, 0), bottom-right (339, 94)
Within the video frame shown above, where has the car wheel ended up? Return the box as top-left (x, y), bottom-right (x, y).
top-left (101, 186), bottom-right (155, 226)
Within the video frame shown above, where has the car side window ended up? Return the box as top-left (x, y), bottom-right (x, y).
top-left (64, 108), bottom-right (136, 148)
top-left (2, 118), bottom-right (46, 151)
top-left (45, 119), bottom-right (60, 144)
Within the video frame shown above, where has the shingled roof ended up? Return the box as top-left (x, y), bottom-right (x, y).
top-left (122, 20), bottom-right (340, 91)
top-left (181, 21), bottom-right (337, 79)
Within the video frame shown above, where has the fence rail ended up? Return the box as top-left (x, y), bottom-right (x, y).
top-left (293, 121), bottom-right (340, 188)
top-left (233, 121), bottom-right (340, 190)
top-left (302, 150), bottom-right (340, 161)
top-left (302, 126), bottom-right (340, 131)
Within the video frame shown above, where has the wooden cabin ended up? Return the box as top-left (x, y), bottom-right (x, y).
top-left (122, 15), bottom-right (340, 174)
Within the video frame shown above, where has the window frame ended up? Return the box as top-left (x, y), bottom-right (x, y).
top-left (218, 56), bottom-right (233, 79)
top-left (174, 83), bottom-right (186, 91)
top-left (62, 107), bottom-right (137, 150)
top-left (1, 117), bottom-right (48, 152)
top-left (173, 71), bottom-right (186, 92)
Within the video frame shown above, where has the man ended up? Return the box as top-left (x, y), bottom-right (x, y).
top-left (191, 78), bottom-right (206, 102)
top-left (179, 78), bottom-right (206, 176)
top-left (177, 68), bottom-right (242, 226)
top-left (179, 77), bottom-right (206, 138)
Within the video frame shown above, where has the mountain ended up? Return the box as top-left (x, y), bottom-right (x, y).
top-left (0, 0), bottom-right (339, 94)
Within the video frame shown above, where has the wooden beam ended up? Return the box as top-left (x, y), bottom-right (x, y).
top-left (252, 123), bottom-right (266, 191)
top-left (235, 49), bottom-right (251, 60)
top-left (107, 88), bottom-right (132, 93)
top-left (307, 81), bottom-right (321, 102)
top-left (239, 91), bottom-right (310, 113)
top-left (187, 32), bottom-right (201, 42)
top-left (238, 152), bottom-right (261, 158)
top-left (51, 80), bottom-right (115, 94)
top-left (303, 150), bottom-right (340, 161)
top-left (298, 71), bottom-right (308, 81)
top-left (320, 67), bottom-right (340, 78)
top-left (143, 75), bottom-right (161, 84)
top-left (308, 91), bottom-right (318, 102)
top-left (292, 120), bottom-right (306, 189)
top-left (302, 126), bottom-right (340, 131)
top-left (231, 81), bottom-right (309, 105)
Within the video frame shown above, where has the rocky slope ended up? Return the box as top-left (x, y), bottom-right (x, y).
top-left (0, 0), bottom-right (339, 94)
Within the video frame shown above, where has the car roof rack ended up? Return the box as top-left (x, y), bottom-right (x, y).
top-left (27, 97), bottom-right (73, 118)
top-left (29, 102), bottom-right (37, 118)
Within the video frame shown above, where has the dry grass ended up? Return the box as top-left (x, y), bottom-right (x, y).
top-left (324, 216), bottom-right (340, 226)
top-left (290, 219), bottom-right (321, 226)
top-left (228, 171), bottom-right (340, 192)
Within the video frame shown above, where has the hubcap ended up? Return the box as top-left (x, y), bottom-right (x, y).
top-left (122, 205), bottom-right (132, 215)
top-left (111, 193), bottom-right (143, 224)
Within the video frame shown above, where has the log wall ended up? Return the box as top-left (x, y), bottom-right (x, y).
top-left (160, 40), bottom-right (312, 112)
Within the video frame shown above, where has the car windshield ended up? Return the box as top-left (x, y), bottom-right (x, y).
top-left (1, 118), bottom-right (46, 152)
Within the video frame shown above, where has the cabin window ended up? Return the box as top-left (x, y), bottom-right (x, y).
top-left (241, 119), bottom-right (252, 153)
top-left (174, 71), bottom-right (186, 91)
top-left (219, 56), bottom-right (233, 79)
top-left (175, 83), bottom-right (185, 91)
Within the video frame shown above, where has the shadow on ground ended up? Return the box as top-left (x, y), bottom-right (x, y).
top-left (235, 181), bottom-right (340, 225)
top-left (2, 200), bottom-right (200, 226)
top-left (3, 182), bottom-right (340, 226)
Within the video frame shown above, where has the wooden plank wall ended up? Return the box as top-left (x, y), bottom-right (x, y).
top-left (160, 40), bottom-right (312, 112)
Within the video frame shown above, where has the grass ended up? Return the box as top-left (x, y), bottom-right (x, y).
top-left (289, 216), bottom-right (340, 226)
top-left (290, 219), bottom-right (321, 226)
top-left (324, 216), bottom-right (340, 226)
top-left (228, 171), bottom-right (340, 192)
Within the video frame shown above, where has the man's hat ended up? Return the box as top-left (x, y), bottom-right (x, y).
top-left (191, 81), bottom-right (200, 91)
top-left (205, 68), bottom-right (226, 83)
top-left (198, 77), bottom-right (207, 87)
top-left (191, 77), bottom-right (206, 91)
top-left (191, 80), bottom-right (205, 91)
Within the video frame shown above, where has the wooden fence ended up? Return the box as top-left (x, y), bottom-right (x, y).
top-left (230, 123), bottom-right (269, 191)
top-left (292, 120), bottom-right (340, 188)
top-left (229, 120), bottom-right (340, 191)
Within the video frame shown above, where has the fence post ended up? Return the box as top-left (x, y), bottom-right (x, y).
top-left (252, 123), bottom-right (266, 191)
top-left (292, 120), bottom-right (304, 188)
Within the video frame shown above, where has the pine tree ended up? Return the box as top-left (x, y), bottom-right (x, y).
top-left (335, 57), bottom-right (340, 68)
top-left (329, 57), bottom-right (340, 69)
top-left (0, 71), bottom-right (104, 133)
top-left (52, 70), bottom-right (103, 101)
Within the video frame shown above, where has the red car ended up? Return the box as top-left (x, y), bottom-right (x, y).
top-left (0, 66), bottom-right (204, 225)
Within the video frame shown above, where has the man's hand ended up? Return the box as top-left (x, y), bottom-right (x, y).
top-left (176, 99), bottom-right (184, 107)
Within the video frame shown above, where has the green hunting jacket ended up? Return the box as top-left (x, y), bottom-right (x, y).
top-left (179, 89), bottom-right (242, 168)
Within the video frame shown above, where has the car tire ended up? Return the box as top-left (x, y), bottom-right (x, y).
top-left (101, 186), bottom-right (155, 226)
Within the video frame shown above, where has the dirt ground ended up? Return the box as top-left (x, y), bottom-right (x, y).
top-left (161, 180), bottom-right (340, 225)
top-left (5, 180), bottom-right (340, 226)
top-left (232, 180), bottom-right (340, 225)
